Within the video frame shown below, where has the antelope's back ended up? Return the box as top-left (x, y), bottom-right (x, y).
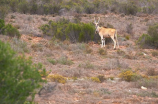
top-left (100, 27), bottom-right (116, 36)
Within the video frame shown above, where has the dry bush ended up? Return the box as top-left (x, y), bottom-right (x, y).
top-left (10, 37), bottom-right (29, 53)
top-left (47, 74), bottom-right (67, 84)
top-left (93, 88), bottom-right (111, 97)
top-left (69, 43), bottom-right (86, 52)
top-left (69, 43), bottom-right (89, 60)
top-left (119, 69), bottom-right (141, 82)
top-left (91, 77), bottom-right (101, 83)
top-left (38, 82), bottom-right (57, 96)
top-left (146, 68), bottom-right (158, 76)
top-left (151, 51), bottom-right (158, 57)
top-left (133, 78), bottom-right (158, 89)
top-left (98, 48), bottom-right (107, 55)
top-left (126, 23), bottom-right (133, 35)
top-left (91, 75), bottom-right (106, 83)
top-left (117, 49), bottom-right (126, 56)
top-left (137, 91), bottom-right (158, 98)
top-left (48, 56), bottom-right (73, 66)
top-left (31, 43), bottom-right (43, 52)
top-left (103, 58), bottom-right (121, 70)
top-left (78, 61), bottom-right (96, 70)
top-left (57, 56), bottom-right (73, 65)
top-left (59, 68), bottom-right (84, 78)
top-left (85, 45), bottom-right (93, 54)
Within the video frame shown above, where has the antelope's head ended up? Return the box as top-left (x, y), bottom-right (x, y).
top-left (94, 17), bottom-right (100, 34)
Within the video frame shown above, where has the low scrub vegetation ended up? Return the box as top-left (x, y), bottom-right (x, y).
top-left (138, 24), bottom-right (158, 48)
top-left (47, 74), bottom-right (67, 84)
top-left (48, 56), bottom-right (73, 66)
top-left (40, 18), bottom-right (97, 43)
top-left (1, 0), bottom-right (158, 19)
top-left (98, 48), bottom-right (107, 55)
top-left (119, 69), bottom-right (141, 82)
top-left (0, 19), bottom-right (21, 38)
top-left (134, 78), bottom-right (158, 89)
top-left (91, 75), bottom-right (106, 83)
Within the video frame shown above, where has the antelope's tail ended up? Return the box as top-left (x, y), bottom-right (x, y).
top-left (115, 30), bottom-right (119, 48)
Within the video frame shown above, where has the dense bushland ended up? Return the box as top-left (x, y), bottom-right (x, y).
top-left (0, 19), bottom-right (21, 38)
top-left (138, 23), bottom-right (158, 48)
top-left (0, 0), bottom-right (158, 19)
top-left (0, 40), bottom-right (45, 103)
top-left (40, 18), bottom-right (99, 43)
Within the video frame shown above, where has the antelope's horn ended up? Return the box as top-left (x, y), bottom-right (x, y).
top-left (98, 17), bottom-right (100, 23)
top-left (94, 17), bottom-right (96, 23)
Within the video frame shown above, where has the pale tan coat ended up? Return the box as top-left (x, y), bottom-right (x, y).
top-left (94, 18), bottom-right (119, 49)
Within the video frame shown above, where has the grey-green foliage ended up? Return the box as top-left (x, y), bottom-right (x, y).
top-left (1, 0), bottom-right (158, 17)
top-left (138, 24), bottom-right (158, 48)
top-left (0, 40), bottom-right (45, 104)
top-left (3, 24), bottom-right (21, 38)
top-left (40, 18), bottom-right (97, 43)
top-left (0, 19), bottom-right (5, 33)
top-left (0, 19), bottom-right (21, 38)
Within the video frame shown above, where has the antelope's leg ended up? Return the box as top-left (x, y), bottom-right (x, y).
top-left (111, 37), bottom-right (116, 49)
top-left (103, 38), bottom-right (105, 47)
top-left (115, 30), bottom-right (119, 48)
top-left (101, 39), bottom-right (104, 48)
top-left (101, 36), bottom-right (104, 48)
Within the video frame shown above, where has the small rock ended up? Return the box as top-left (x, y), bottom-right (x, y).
top-left (141, 86), bottom-right (147, 90)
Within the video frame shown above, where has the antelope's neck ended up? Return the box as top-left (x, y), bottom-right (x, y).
top-left (96, 25), bottom-right (101, 32)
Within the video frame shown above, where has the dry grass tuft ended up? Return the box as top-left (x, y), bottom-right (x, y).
top-left (119, 69), bottom-right (141, 82)
top-left (47, 74), bottom-right (67, 84)
top-left (98, 48), bottom-right (107, 55)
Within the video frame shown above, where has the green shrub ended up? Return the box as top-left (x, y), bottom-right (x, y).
top-left (0, 5), bottom-right (10, 19)
top-left (0, 19), bottom-right (5, 29)
top-left (3, 24), bottom-right (21, 38)
top-left (0, 40), bottom-right (45, 103)
top-left (84, 4), bottom-right (95, 14)
top-left (40, 18), bottom-right (96, 43)
top-left (0, 19), bottom-right (5, 33)
top-left (137, 34), bottom-right (152, 48)
top-left (119, 2), bottom-right (138, 15)
top-left (18, 0), bottom-right (29, 14)
top-left (148, 24), bottom-right (158, 47)
top-left (138, 24), bottom-right (158, 48)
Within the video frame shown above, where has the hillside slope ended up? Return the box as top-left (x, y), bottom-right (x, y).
top-left (1, 13), bottom-right (158, 104)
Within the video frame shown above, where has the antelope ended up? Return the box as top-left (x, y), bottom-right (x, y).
top-left (94, 17), bottom-right (119, 49)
